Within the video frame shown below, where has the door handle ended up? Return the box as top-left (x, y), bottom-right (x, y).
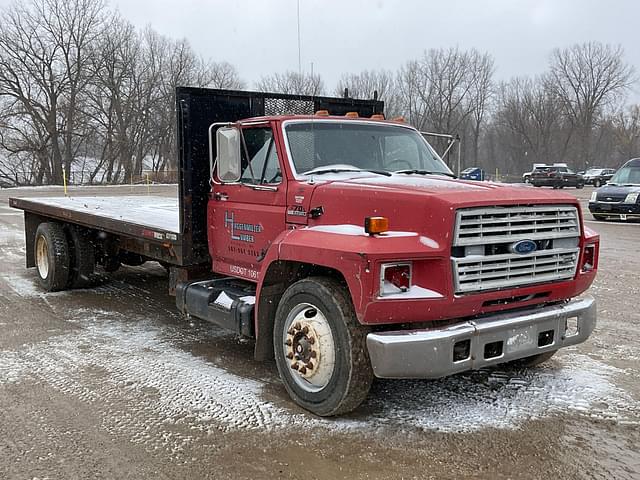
top-left (214, 192), bottom-right (229, 201)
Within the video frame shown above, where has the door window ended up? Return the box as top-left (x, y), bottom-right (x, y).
top-left (240, 127), bottom-right (282, 184)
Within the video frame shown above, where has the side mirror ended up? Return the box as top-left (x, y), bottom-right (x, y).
top-left (209, 125), bottom-right (241, 183)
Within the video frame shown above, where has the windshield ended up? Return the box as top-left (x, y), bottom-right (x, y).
top-left (284, 121), bottom-right (453, 176)
top-left (609, 162), bottom-right (640, 185)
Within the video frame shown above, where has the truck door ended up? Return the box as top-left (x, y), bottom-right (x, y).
top-left (209, 123), bottom-right (286, 281)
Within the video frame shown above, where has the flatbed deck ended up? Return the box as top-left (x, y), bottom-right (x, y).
top-left (10, 195), bottom-right (179, 232)
top-left (9, 195), bottom-right (193, 265)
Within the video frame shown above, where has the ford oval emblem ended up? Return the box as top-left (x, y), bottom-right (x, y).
top-left (511, 239), bottom-right (537, 254)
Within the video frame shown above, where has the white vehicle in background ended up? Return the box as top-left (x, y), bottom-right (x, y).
top-left (522, 163), bottom-right (568, 183)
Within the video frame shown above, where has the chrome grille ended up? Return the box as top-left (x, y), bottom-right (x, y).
top-left (454, 205), bottom-right (580, 246)
top-left (452, 205), bottom-right (581, 294)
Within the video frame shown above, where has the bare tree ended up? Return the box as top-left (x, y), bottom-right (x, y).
top-left (0, 0), bottom-right (107, 184)
top-left (256, 71), bottom-right (324, 96)
top-left (334, 70), bottom-right (400, 116)
top-left (548, 42), bottom-right (634, 169)
top-left (397, 47), bottom-right (495, 169)
top-left (611, 105), bottom-right (640, 162)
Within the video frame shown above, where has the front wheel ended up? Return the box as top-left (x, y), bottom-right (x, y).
top-left (273, 277), bottom-right (373, 416)
top-left (576, 182), bottom-right (584, 189)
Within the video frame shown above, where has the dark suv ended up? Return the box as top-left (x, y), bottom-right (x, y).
top-left (583, 168), bottom-right (616, 187)
top-left (530, 166), bottom-right (584, 189)
top-left (589, 158), bottom-right (640, 221)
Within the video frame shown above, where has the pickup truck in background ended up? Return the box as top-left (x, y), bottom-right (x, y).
top-left (10, 88), bottom-right (599, 416)
top-left (530, 165), bottom-right (585, 189)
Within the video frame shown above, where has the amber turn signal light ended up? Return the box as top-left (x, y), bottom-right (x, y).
top-left (345, 111), bottom-right (359, 118)
top-left (371, 114), bottom-right (385, 120)
top-left (364, 216), bottom-right (389, 235)
top-left (315, 110), bottom-right (329, 116)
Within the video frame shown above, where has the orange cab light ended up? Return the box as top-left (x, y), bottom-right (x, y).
top-left (391, 116), bottom-right (405, 123)
top-left (364, 216), bottom-right (389, 235)
top-left (315, 109), bottom-right (329, 116)
top-left (345, 111), bottom-right (359, 118)
top-left (371, 114), bottom-right (385, 120)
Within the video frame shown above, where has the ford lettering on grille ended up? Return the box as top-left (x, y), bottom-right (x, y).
top-left (451, 205), bottom-right (580, 293)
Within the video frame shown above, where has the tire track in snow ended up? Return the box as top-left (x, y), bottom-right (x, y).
top-left (1, 273), bottom-right (639, 458)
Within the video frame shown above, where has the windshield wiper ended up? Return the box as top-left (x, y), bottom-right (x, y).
top-left (303, 168), bottom-right (391, 177)
top-left (394, 169), bottom-right (457, 178)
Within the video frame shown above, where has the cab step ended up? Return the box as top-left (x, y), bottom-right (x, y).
top-left (176, 277), bottom-right (256, 337)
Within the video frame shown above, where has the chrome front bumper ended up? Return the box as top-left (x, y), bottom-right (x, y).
top-left (366, 296), bottom-right (596, 379)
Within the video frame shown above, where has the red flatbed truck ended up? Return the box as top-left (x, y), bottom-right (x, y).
top-left (10, 88), bottom-right (599, 416)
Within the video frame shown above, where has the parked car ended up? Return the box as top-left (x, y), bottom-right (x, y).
top-left (589, 158), bottom-right (640, 221)
top-left (530, 165), bottom-right (584, 189)
top-left (582, 168), bottom-right (616, 187)
top-left (460, 167), bottom-right (486, 181)
top-left (522, 163), bottom-right (567, 183)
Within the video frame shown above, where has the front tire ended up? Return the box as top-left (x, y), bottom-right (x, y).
top-left (273, 277), bottom-right (373, 416)
top-left (34, 222), bottom-right (70, 292)
top-left (592, 214), bottom-right (607, 221)
top-left (593, 179), bottom-right (601, 187)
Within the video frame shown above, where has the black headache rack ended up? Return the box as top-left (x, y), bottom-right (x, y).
top-left (176, 87), bottom-right (384, 266)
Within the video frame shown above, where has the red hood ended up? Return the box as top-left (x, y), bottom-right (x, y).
top-left (325, 174), bottom-right (578, 207)
top-left (302, 174), bottom-right (581, 248)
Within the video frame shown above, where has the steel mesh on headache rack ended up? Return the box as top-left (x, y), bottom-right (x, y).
top-left (264, 97), bottom-right (315, 116)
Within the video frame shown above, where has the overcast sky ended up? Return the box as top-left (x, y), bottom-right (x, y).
top-left (103, 0), bottom-right (638, 94)
top-left (1, 0), bottom-right (639, 96)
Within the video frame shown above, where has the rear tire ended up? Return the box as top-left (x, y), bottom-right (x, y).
top-left (576, 183), bottom-right (584, 189)
top-left (273, 277), bottom-right (373, 416)
top-left (66, 226), bottom-right (97, 288)
top-left (592, 214), bottom-right (607, 221)
top-left (34, 222), bottom-right (70, 292)
top-left (593, 179), bottom-right (601, 187)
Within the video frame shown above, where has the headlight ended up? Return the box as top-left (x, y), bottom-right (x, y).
top-left (624, 193), bottom-right (639, 203)
top-left (590, 191), bottom-right (598, 202)
top-left (380, 262), bottom-right (412, 296)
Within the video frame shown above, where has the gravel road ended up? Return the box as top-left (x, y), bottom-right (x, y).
top-left (0, 184), bottom-right (638, 479)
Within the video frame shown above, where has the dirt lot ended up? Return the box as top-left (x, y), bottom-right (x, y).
top-left (0, 184), bottom-right (638, 480)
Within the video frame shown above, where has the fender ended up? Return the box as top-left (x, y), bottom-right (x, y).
top-left (254, 226), bottom-right (445, 345)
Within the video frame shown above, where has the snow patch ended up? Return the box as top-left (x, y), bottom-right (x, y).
top-left (419, 235), bottom-right (440, 249)
top-left (19, 196), bottom-right (179, 233)
top-left (1, 306), bottom-right (638, 442)
top-left (379, 283), bottom-right (443, 299)
top-left (304, 224), bottom-right (417, 237)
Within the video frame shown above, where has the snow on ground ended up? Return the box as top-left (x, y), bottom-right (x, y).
top-left (0, 289), bottom-right (637, 452)
top-left (21, 196), bottom-right (180, 233)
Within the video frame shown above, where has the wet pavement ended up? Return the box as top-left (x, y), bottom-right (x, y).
top-left (0, 185), bottom-right (638, 479)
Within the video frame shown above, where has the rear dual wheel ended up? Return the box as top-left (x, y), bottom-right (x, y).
top-left (35, 223), bottom-right (70, 291)
top-left (34, 222), bottom-right (97, 291)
